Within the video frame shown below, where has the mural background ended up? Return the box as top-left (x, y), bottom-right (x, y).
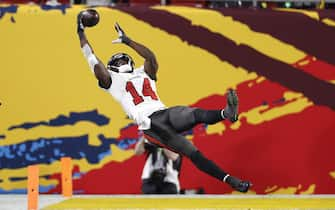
top-left (0, 4), bottom-right (335, 194)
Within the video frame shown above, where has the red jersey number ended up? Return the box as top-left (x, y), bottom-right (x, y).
top-left (126, 78), bottom-right (158, 105)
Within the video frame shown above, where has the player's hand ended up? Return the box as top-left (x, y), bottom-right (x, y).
top-left (112, 22), bottom-right (131, 45)
top-left (77, 11), bottom-right (85, 33)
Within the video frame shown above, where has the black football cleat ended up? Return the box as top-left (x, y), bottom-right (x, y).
top-left (232, 180), bottom-right (252, 193)
top-left (223, 89), bottom-right (239, 122)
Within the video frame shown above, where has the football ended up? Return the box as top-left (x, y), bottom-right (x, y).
top-left (81, 9), bottom-right (99, 27)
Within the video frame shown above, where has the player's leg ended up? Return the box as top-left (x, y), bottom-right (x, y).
top-left (144, 120), bottom-right (251, 193)
top-left (195, 89), bottom-right (239, 123)
top-left (167, 106), bottom-right (222, 132)
top-left (168, 90), bottom-right (239, 133)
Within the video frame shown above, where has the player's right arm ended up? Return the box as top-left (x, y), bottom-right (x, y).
top-left (77, 12), bottom-right (112, 89)
top-left (112, 23), bottom-right (158, 81)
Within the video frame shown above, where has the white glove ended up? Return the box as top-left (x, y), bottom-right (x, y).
top-left (112, 22), bottom-right (131, 45)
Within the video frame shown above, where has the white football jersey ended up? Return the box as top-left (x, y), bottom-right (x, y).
top-left (104, 66), bottom-right (166, 130)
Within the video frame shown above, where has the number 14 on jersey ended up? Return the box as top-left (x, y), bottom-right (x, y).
top-left (126, 78), bottom-right (158, 105)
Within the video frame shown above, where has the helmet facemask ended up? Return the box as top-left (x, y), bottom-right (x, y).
top-left (107, 53), bottom-right (135, 73)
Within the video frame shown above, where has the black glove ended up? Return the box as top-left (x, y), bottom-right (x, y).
top-left (112, 22), bottom-right (131, 45)
top-left (77, 11), bottom-right (85, 33)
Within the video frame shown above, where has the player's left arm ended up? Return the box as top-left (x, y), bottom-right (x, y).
top-left (77, 12), bottom-right (112, 89)
top-left (112, 23), bottom-right (158, 81)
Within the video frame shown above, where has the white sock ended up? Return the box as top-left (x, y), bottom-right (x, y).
top-left (221, 109), bottom-right (225, 119)
top-left (223, 174), bottom-right (230, 182)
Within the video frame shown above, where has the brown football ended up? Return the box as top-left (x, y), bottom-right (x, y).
top-left (81, 9), bottom-right (99, 27)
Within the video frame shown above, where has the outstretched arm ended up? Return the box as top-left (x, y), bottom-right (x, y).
top-left (129, 40), bottom-right (158, 81)
top-left (112, 23), bottom-right (158, 81)
top-left (77, 12), bottom-right (112, 89)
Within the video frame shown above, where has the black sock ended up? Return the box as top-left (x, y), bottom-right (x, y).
top-left (190, 150), bottom-right (227, 181)
top-left (194, 109), bottom-right (223, 125)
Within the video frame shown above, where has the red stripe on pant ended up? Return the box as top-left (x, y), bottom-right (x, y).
top-left (143, 134), bottom-right (179, 154)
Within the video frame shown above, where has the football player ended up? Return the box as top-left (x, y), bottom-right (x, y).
top-left (77, 13), bottom-right (251, 193)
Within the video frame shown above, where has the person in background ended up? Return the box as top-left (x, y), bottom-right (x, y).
top-left (134, 137), bottom-right (182, 194)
